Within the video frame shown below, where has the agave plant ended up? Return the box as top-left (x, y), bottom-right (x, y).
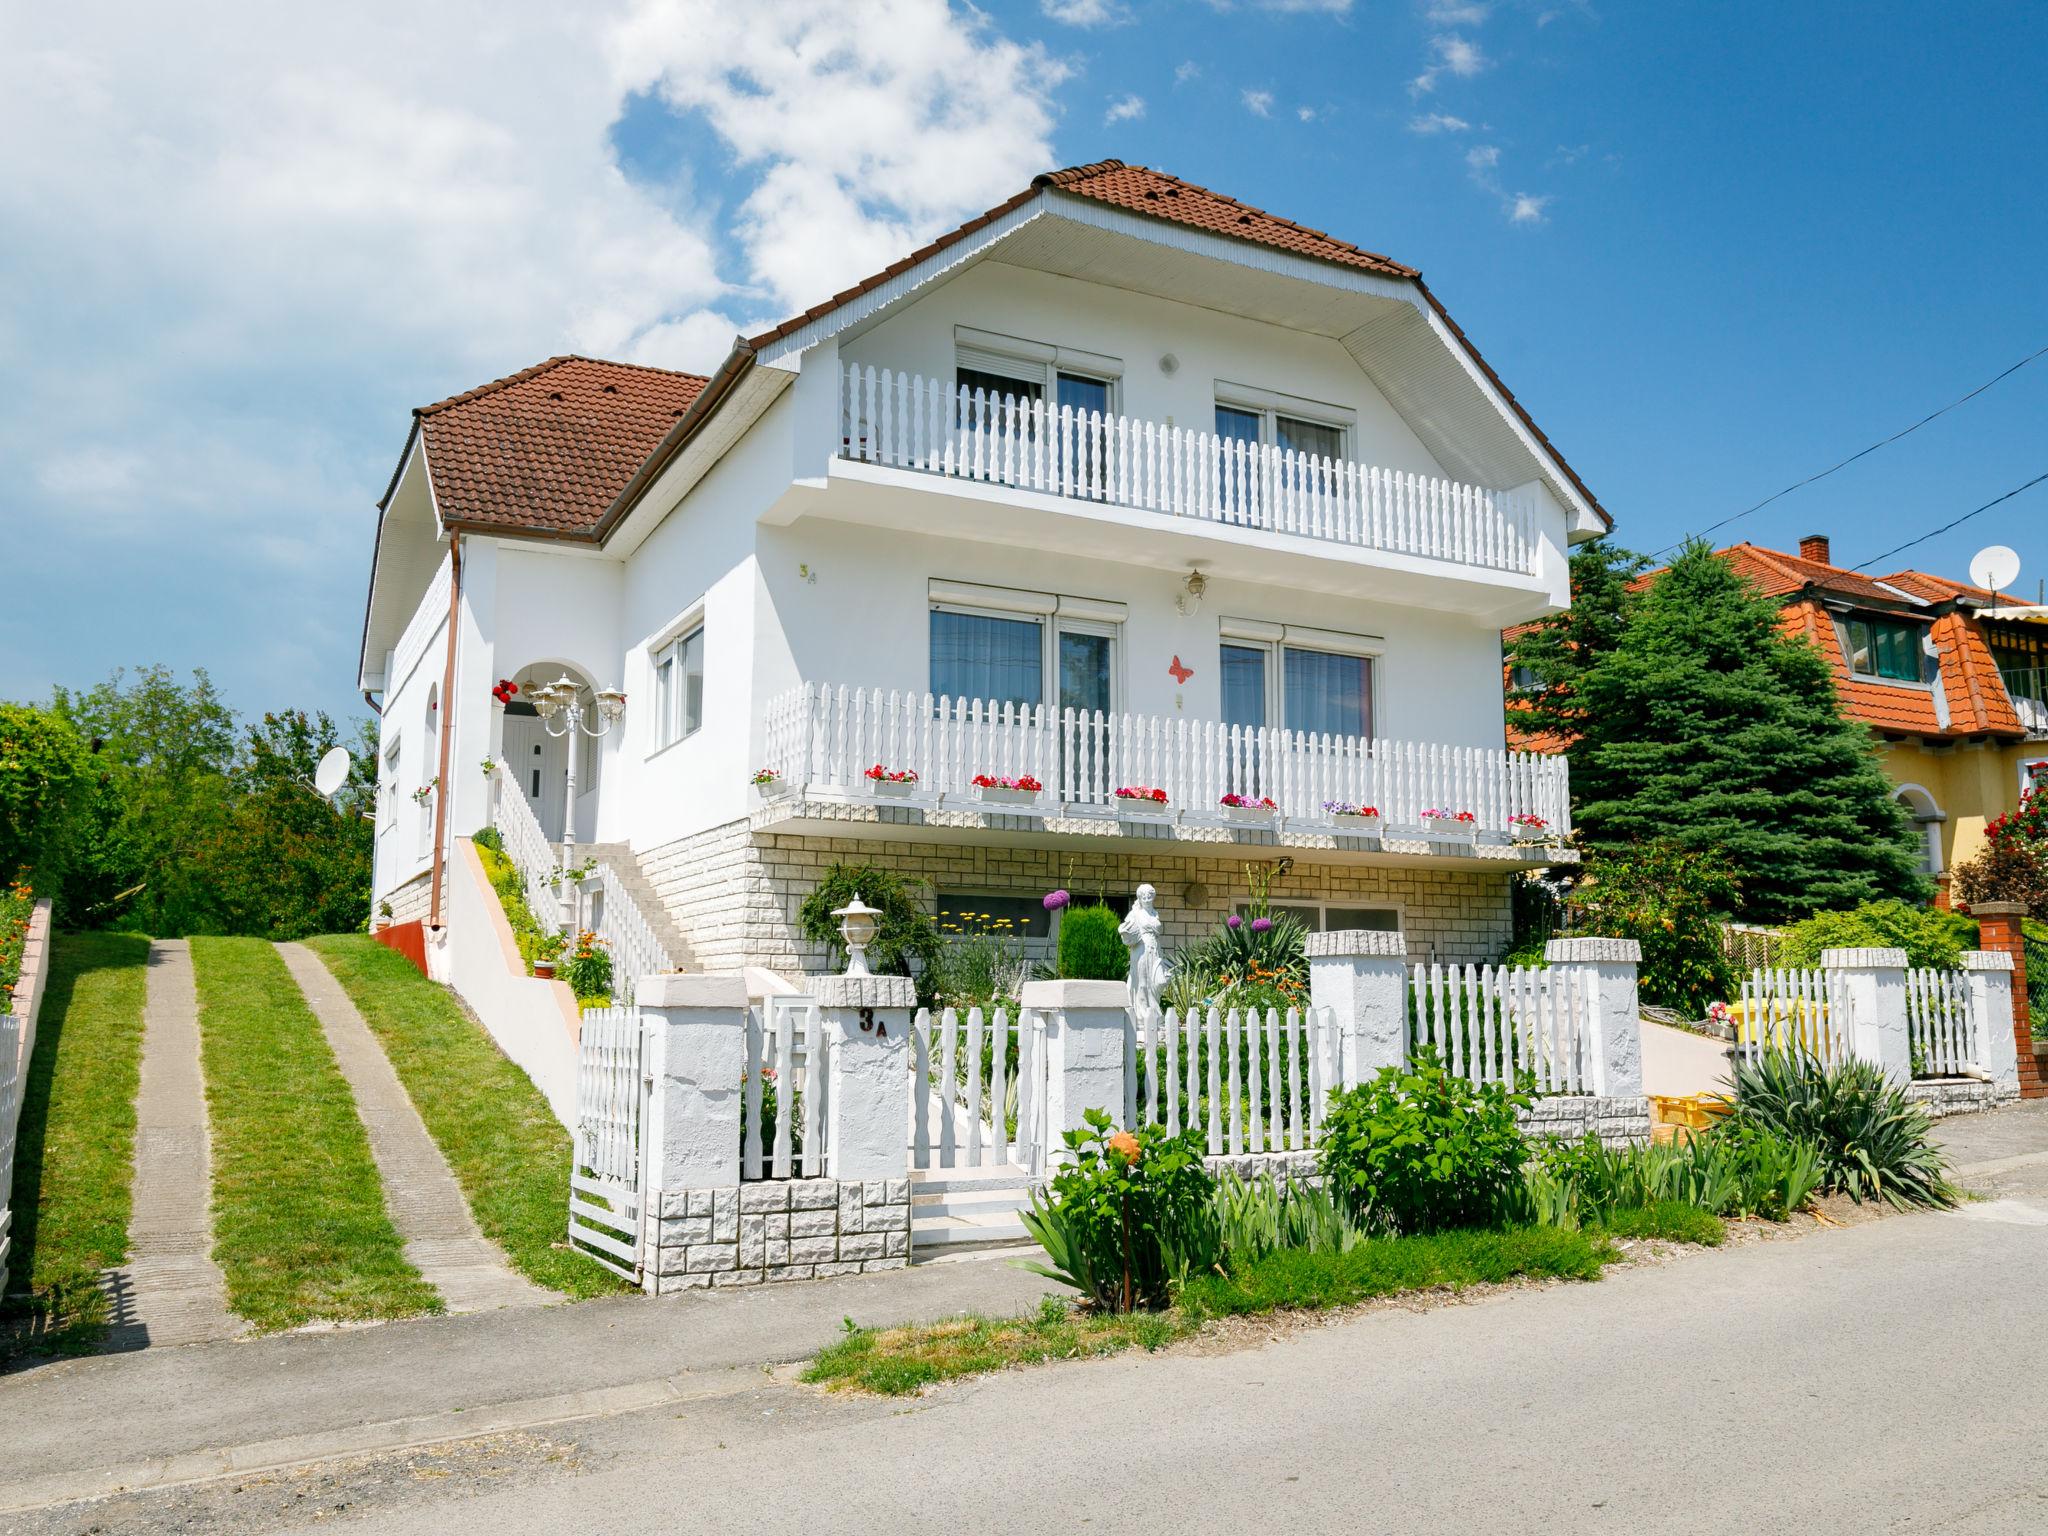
top-left (1730, 1049), bottom-right (1956, 1210)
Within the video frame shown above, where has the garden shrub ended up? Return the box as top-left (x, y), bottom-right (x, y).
top-left (1018, 1112), bottom-right (1218, 1312)
top-left (1056, 903), bottom-right (1128, 982)
top-left (1565, 841), bottom-right (1737, 1015)
top-left (1317, 1050), bottom-right (1531, 1234)
top-left (797, 864), bottom-right (944, 1002)
top-left (563, 931), bottom-right (613, 1002)
top-left (1778, 898), bottom-right (1977, 971)
top-left (1731, 1049), bottom-right (1955, 1209)
top-left (471, 825), bottom-right (504, 856)
top-left (1527, 1122), bottom-right (1822, 1225)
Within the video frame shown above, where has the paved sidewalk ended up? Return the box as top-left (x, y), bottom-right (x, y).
top-left (98, 941), bottom-right (242, 1351)
top-left (276, 943), bottom-right (548, 1314)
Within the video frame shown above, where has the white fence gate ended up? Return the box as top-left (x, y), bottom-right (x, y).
top-left (1409, 963), bottom-right (1591, 1093)
top-left (1737, 968), bottom-right (1852, 1065)
top-left (1905, 967), bottom-right (1978, 1078)
top-left (911, 1005), bottom-right (1047, 1176)
top-left (745, 995), bottom-right (827, 1180)
top-left (570, 1006), bottom-right (648, 1280)
top-left (1134, 1005), bottom-right (1339, 1157)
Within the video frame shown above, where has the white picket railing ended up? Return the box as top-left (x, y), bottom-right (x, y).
top-left (1737, 968), bottom-right (1852, 1066)
top-left (762, 684), bottom-right (1570, 840)
top-left (590, 862), bottom-right (673, 1006)
top-left (745, 996), bottom-right (827, 1180)
top-left (491, 764), bottom-right (565, 935)
top-left (911, 1006), bottom-right (1046, 1174)
top-left (570, 1005), bottom-right (648, 1278)
top-left (0, 1013), bottom-right (22, 1274)
top-left (1409, 963), bottom-right (1590, 1094)
top-left (838, 365), bottom-right (1540, 577)
top-left (1905, 967), bottom-right (1977, 1078)
top-left (390, 551), bottom-right (452, 690)
top-left (1131, 1005), bottom-right (1338, 1156)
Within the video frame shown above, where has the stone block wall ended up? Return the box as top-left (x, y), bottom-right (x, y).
top-left (1518, 1094), bottom-right (1653, 1147)
top-left (642, 1177), bottom-right (910, 1295)
top-left (378, 870), bottom-right (433, 928)
top-left (1906, 1078), bottom-right (2022, 1119)
top-left (638, 816), bottom-right (1515, 979)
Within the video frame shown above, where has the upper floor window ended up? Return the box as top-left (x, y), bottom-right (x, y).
top-left (954, 329), bottom-right (1121, 421)
top-left (380, 737), bottom-right (401, 832)
top-left (1840, 614), bottom-right (1926, 683)
top-left (928, 581), bottom-right (1125, 716)
top-left (1507, 663), bottom-right (1543, 694)
top-left (653, 624), bottom-right (704, 748)
top-left (1221, 630), bottom-right (1375, 741)
top-left (1214, 386), bottom-right (1350, 465)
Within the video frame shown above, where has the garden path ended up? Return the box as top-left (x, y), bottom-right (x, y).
top-left (100, 940), bottom-right (244, 1350)
top-left (275, 943), bottom-right (548, 1314)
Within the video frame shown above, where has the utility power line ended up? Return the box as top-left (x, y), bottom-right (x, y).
top-left (1848, 471), bottom-right (2048, 571)
top-left (1652, 341), bottom-right (2048, 558)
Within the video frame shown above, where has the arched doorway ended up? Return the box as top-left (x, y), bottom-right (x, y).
top-left (501, 664), bottom-right (603, 843)
top-left (1893, 784), bottom-right (1944, 878)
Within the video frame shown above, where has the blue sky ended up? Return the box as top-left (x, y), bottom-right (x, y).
top-left (4, 1), bottom-right (2044, 726)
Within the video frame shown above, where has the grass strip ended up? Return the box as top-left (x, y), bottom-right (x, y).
top-left (1594, 1201), bottom-right (1726, 1247)
top-left (809, 1225), bottom-right (1617, 1397)
top-left (191, 937), bottom-right (438, 1331)
top-left (304, 934), bottom-right (622, 1299)
top-left (2, 931), bottom-right (150, 1360)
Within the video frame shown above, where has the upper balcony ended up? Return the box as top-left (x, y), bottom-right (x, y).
top-left (2003, 666), bottom-right (2048, 741)
top-left (809, 364), bottom-right (1563, 623)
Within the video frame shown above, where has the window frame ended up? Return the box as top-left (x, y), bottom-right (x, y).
top-left (927, 580), bottom-right (1127, 714)
top-left (380, 735), bottom-right (401, 834)
top-left (1218, 620), bottom-right (1382, 742)
top-left (1835, 611), bottom-right (1931, 686)
top-left (648, 617), bottom-right (706, 755)
top-left (1212, 380), bottom-right (1355, 462)
top-left (1233, 897), bottom-right (1404, 935)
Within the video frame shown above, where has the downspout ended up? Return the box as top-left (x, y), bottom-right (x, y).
top-left (428, 534), bottom-right (462, 930)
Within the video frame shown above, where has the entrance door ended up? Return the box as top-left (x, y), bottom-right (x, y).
top-left (501, 709), bottom-right (565, 841)
top-left (1057, 627), bottom-right (1115, 804)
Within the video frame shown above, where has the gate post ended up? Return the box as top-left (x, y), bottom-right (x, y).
top-left (637, 973), bottom-right (747, 1293)
top-left (1306, 930), bottom-right (1408, 1089)
top-left (816, 975), bottom-right (915, 1182)
top-left (1960, 950), bottom-right (2021, 1097)
top-left (1544, 937), bottom-right (1645, 1099)
top-left (1019, 979), bottom-right (1129, 1160)
top-left (1822, 947), bottom-right (1911, 1086)
top-left (1967, 904), bottom-right (2043, 1099)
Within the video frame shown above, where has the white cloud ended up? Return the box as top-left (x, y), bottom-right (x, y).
top-left (1410, 31), bottom-right (1487, 92)
top-left (1242, 89), bottom-right (1275, 116)
top-left (1408, 111), bottom-right (1472, 134)
top-left (1104, 94), bottom-right (1146, 125)
top-left (1424, 2), bottom-right (1488, 23)
top-left (1463, 144), bottom-right (1550, 225)
top-left (1508, 193), bottom-right (1551, 223)
top-left (1297, 105), bottom-right (1317, 122)
top-left (1041, 0), bottom-right (1133, 25)
top-left (1175, 60), bottom-right (1202, 85)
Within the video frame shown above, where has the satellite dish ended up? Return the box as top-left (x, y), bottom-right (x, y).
top-left (313, 746), bottom-right (352, 799)
top-left (1970, 544), bottom-right (2021, 594)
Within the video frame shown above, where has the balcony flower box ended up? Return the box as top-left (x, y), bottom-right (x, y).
top-left (750, 767), bottom-right (790, 801)
top-left (1113, 786), bottom-right (1171, 821)
top-left (1323, 801), bottom-right (1382, 835)
top-left (1219, 793), bottom-right (1278, 824)
top-left (973, 773), bottom-right (1042, 808)
top-left (865, 764), bottom-right (919, 798)
top-left (1508, 813), bottom-right (1549, 846)
top-left (1421, 809), bottom-right (1479, 843)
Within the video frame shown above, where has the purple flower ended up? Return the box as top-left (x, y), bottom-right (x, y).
top-left (1250, 917), bottom-right (1273, 933)
top-left (1226, 914), bottom-right (1243, 929)
top-left (1043, 889), bottom-right (1070, 911)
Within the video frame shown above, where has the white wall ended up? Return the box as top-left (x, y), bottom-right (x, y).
top-left (371, 601), bottom-right (445, 908)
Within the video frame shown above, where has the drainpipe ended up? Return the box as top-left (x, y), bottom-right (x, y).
top-left (428, 534), bottom-right (462, 930)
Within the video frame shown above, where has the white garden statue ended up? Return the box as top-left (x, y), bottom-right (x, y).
top-left (1120, 883), bottom-right (1167, 1018)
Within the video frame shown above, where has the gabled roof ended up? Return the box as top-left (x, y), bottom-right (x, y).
top-left (416, 356), bottom-right (708, 535)
top-left (1712, 543), bottom-right (1922, 606)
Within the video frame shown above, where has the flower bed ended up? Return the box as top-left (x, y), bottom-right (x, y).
top-left (0, 878), bottom-right (33, 1013)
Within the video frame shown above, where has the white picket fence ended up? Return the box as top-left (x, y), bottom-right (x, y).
top-left (0, 1013), bottom-right (22, 1275)
top-left (838, 364), bottom-right (1540, 577)
top-left (1128, 1005), bottom-right (1339, 1157)
top-left (589, 861), bottom-right (673, 1005)
top-left (745, 996), bottom-right (828, 1180)
top-left (1408, 963), bottom-right (1591, 1094)
top-left (1737, 968), bottom-right (1852, 1065)
top-left (569, 1006), bottom-right (647, 1278)
top-left (490, 764), bottom-right (565, 936)
top-left (911, 1006), bottom-right (1047, 1174)
top-left (1905, 967), bottom-right (1978, 1078)
top-left (762, 684), bottom-right (1570, 838)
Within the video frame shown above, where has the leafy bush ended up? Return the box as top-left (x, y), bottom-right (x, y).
top-left (0, 703), bottom-right (96, 901)
top-left (2026, 919), bottom-right (2048, 1036)
top-left (1211, 1171), bottom-right (1365, 1262)
top-left (1779, 899), bottom-right (1978, 971)
top-left (471, 825), bottom-right (504, 856)
top-left (1566, 841), bottom-right (1737, 1014)
top-left (563, 931), bottom-right (613, 1001)
top-left (1317, 1050), bottom-right (1531, 1234)
top-left (1018, 1112), bottom-right (1218, 1312)
top-left (1731, 1049), bottom-right (1956, 1209)
top-left (1952, 836), bottom-right (2048, 919)
top-left (1056, 903), bottom-right (1128, 982)
top-left (797, 864), bottom-right (944, 1002)
top-left (474, 841), bottom-right (554, 972)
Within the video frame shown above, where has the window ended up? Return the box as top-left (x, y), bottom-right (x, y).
top-left (653, 624), bottom-right (704, 748)
top-left (1893, 786), bottom-right (1944, 877)
top-left (1507, 664), bottom-right (1542, 694)
top-left (380, 738), bottom-right (401, 832)
top-left (1840, 614), bottom-right (1925, 682)
top-left (932, 609), bottom-right (1043, 708)
top-left (1213, 391), bottom-right (1351, 463)
top-left (1236, 900), bottom-right (1400, 934)
top-left (1220, 635), bottom-right (1375, 741)
top-left (937, 892), bottom-right (1055, 941)
top-left (928, 582), bottom-right (1126, 715)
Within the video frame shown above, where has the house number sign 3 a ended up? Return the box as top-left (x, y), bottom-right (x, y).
top-left (857, 1006), bottom-right (887, 1039)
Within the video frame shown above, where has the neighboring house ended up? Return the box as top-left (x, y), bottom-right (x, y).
top-left (1507, 533), bottom-right (2048, 896)
top-left (359, 159), bottom-right (1611, 989)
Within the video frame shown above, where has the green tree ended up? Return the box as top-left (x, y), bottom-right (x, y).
top-left (0, 702), bottom-right (97, 897)
top-left (1569, 543), bottom-right (1924, 924)
top-left (1568, 841), bottom-right (1739, 1013)
top-left (1504, 538), bottom-right (1647, 747)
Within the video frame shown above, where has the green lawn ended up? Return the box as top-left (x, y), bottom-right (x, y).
top-left (305, 934), bottom-right (622, 1299)
top-left (2, 931), bottom-right (150, 1360)
top-left (191, 937), bottom-right (438, 1330)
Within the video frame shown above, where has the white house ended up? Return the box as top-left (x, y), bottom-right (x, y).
top-left (358, 160), bottom-right (1611, 1006)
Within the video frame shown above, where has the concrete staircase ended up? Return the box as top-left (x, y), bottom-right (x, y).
top-left (910, 1164), bottom-right (1039, 1256)
top-left (570, 842), bottom-right (696, 973)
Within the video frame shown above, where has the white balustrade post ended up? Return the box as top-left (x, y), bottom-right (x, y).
top-left (817, 975), bottom-right (915, 1182)
top-left (1306, 930), bottom-right (1408, 1089)
top-left (1544, 937), bottom-right (1645, 1098)
top-left (1822, 947), bottom-right (1911, 1086)
top-left (1020, 979), bottom-right (1131, 1158)
top-left (1961, 950), bottom-right (2021, 1096)
top-left (639, 973), bottom-right (748, 1195)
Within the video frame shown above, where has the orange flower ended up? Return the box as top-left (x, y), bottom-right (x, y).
top-left (1106, 1130), bottom-right (1142, 1164)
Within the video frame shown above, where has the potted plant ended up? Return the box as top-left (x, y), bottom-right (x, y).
top-left (1218, 791), bottom-right (1278, 823)
top-left (1420, 808), bottom-right (1478, 843)
top-left (972, 772), bottom-right (1042, 807)
top-left (864, 763), bottom-right (919, 798)
top-left (530, 929), bottom-right (567, 979)
top-left (751, 766), bottom-right (789, 800)
top-left (1508, 812), bottom-right (1549, 845)
top-left (1113, 785), bottom-right (1171, 819)
top-left (1323, 800), bottom-right (1381, 834)
top-left (410, 776), bottom-right (437, 805)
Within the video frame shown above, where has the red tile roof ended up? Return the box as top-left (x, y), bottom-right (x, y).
top-left (418, 356), bottom-right (708, 535)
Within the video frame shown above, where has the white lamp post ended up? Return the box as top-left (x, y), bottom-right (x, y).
top-left (531, 674), bottom-right (626, 934)
top-left (832, 893), bottom-right (882, 978)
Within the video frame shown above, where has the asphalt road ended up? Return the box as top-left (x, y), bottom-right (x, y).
top-left (10, 1103), bottom-right (2048, 1535)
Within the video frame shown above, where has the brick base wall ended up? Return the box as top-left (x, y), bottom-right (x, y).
top-left (642, 1178), bottom-right (910, 1295)
top-left (1906, 1078), bottom-right (2022, 1119)
top-left (1519, 1094), bottom-right (1653, 1147)
top-left (378, 871), bottom-right (432, 929)
top-left (639, 818), bottom-right (1516, 979)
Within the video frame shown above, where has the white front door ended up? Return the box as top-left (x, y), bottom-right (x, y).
top-left (502, 712), bottom-right (565, 841)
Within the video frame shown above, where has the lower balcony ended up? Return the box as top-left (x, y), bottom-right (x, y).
top-left (756, 684), bottom-right (1573, 867)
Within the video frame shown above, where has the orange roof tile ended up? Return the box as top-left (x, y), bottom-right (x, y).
top-left (418, 356), bottom-right (708, 535)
